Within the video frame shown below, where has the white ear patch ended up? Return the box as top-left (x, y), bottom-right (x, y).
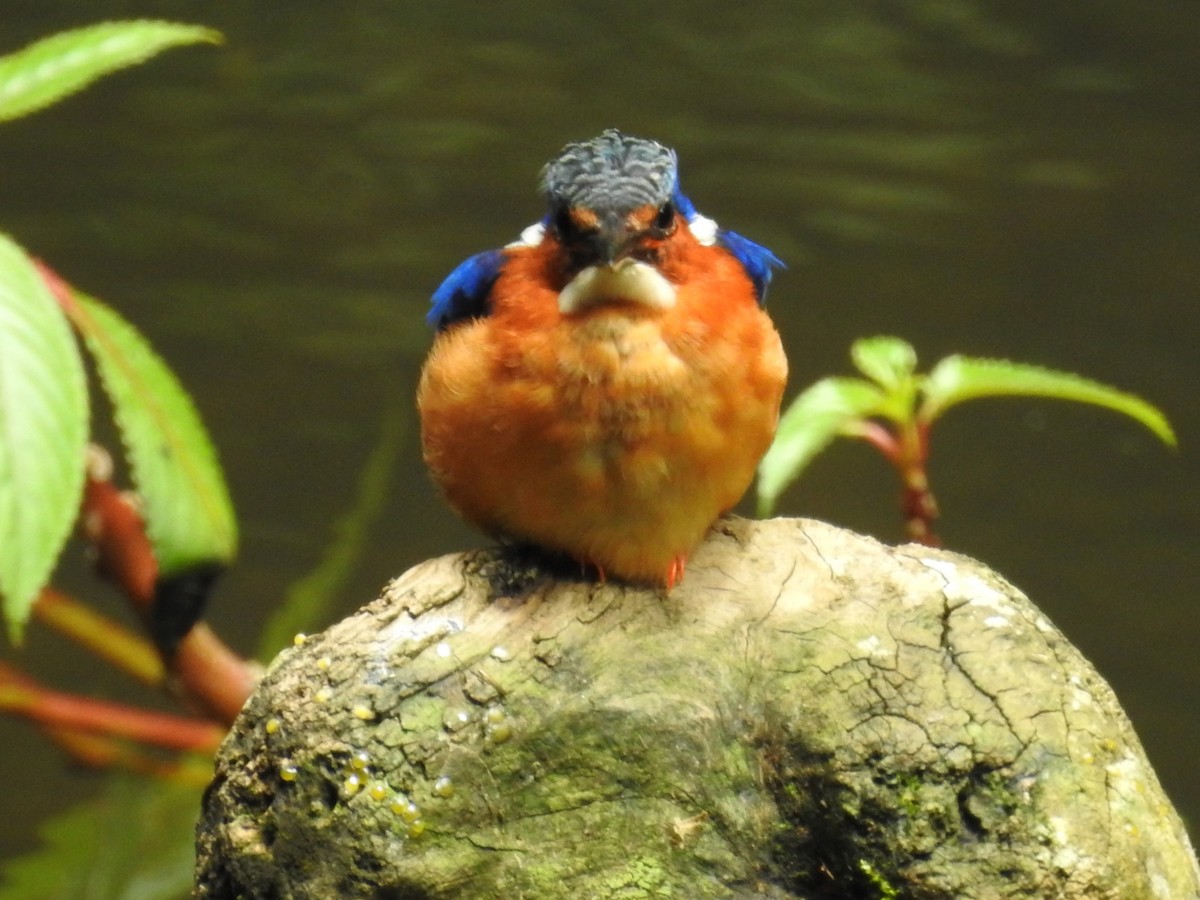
top-left (558, 259), bottom-right (677, 315)
top-left (506, 221), bottom-right (545, 248)
top-left (687, 213), bottom-right (719, 247)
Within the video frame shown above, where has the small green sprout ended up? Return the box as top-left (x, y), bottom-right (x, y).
top-left (857, 859), bottom-right (900, 898)
top-left (757, 336), bottom-right (1176, 544)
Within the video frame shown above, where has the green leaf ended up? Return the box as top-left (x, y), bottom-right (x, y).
top-left (63, 289), bottom-right (237, 576)
top-left (757, 376), bottom-right (886, 515)
top-left (0, 235), bottom-right (88, 641)
top-left (850, 335), bottom-right (920, 423)
top-left (0, 773), bottom-right (202, 900)
top-left (0, 20), bottom-right (221, 123)
top-left (256, 401), bottom-right (404, 659)
top-left (850, 335), bottom-right (918, 392)
top-left (921, 355), bottom-right (1177, 446)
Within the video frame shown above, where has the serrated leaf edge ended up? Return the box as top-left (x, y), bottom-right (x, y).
top-left (64, 290), bottom-right (237, 573)
top-left (922, 354), bottom-right (1176, 447)
top-left (0, 238), bottom-right (88, 639)
top-left (0, 20), bottom-right (221, 123)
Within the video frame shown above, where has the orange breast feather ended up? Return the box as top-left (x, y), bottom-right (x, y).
top-left (418, 229), bottom-right (787, 585)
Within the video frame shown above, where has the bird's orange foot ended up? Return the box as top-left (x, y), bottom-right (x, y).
top-left (665, 555), bottom-right (687, 591)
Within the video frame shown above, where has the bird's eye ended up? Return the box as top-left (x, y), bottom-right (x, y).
top-left (552, 205), bottom-right (578, 241)
top-left (651, 202), bottom-right (676, 236)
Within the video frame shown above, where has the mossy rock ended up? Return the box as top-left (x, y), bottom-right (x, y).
top-left (194, 517), bottom-right (1200, 899)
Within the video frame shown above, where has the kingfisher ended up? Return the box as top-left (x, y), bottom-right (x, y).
top-left (418, 129), bottom-right (787, 588)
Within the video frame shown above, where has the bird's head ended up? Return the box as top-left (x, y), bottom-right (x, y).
top-left (532, 129), bottom-right (691, 316)
top-left (425, 129), bottom-right (782, 332)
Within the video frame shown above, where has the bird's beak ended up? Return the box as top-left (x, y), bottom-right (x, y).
top-left (558, 216), bottom-right (675, 317)
top-left (591, 212), bottom-right (636, 266)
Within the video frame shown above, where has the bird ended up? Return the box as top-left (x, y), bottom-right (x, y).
top-left (417, 129), bottom-right (787, 589)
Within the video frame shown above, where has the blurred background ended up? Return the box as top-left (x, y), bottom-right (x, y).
top-left (0, 0), bottom-right (1195, 885)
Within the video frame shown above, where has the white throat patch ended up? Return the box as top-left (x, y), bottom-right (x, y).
top-left (558, 259), bottom-right (677, 316)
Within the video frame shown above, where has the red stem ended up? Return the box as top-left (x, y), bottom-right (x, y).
top-left (0, 662), bottom-right (223, 753)
top-left (80, 448), bottom-right (262, 725)
top-left (174, 624), bottom-right (263, 724)
top-left (854, 420), bottom-right (903, 464)
top-left (80, 450), bottom-right (157, 608)
top-left (898, 419), bottom-right (940, 546)
top-left (45, 727), bottom-right (215, 782)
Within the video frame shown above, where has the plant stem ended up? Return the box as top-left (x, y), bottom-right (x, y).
top-left (45, 726), bottom-right (215, 783)
top-left (850, 418), bottom-right (940, 545)
top-left (79, 450), bottom-right (262, 724)
top-left (80, 445), bottom-right (157, 607)
top-left (34, 587), bottom-right (165, 687)
top-left (175, 623), bottom-right (263, 724)
top-left (898, 420), bottom-right (939, 546)
top-left (854, 420), bottom-right (902, 465)
top-left (0, 661), bottom-right (224, 753)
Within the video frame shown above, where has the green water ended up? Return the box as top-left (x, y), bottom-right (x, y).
top-left (1, 0), bottom-right (1196, 874)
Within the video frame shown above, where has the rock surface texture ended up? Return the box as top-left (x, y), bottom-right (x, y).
top-left (195, 517), bottom-right (1200, 899)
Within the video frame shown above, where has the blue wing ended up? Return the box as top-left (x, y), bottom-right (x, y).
top-left (671, 187), bottom-right (699, 222)
top-left (427, 248), bottom-right (507, 331)
top-left (673, 184), bottom-right (784, 306)
top-left (716, 230), bottom-right (784, 305)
